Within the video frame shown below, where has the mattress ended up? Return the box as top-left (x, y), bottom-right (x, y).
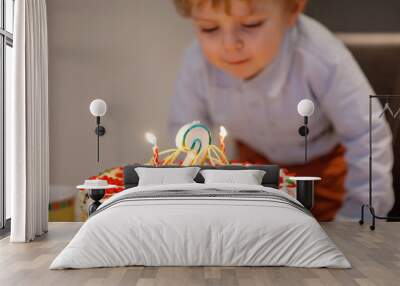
top-left (50, 183), bottom-right (351, 269)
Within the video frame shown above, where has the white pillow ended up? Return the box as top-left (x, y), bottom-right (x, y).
top-left (135, 167), bottom-right (201, 186)
top-left (200, 169), bottom-right (266, 185)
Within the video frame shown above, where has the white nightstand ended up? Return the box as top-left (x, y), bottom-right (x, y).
top-left (77, 180), bottom-right (117, 215)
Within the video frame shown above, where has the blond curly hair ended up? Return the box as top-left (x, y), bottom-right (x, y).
top-left (173, 0), bottom-right (302, 17)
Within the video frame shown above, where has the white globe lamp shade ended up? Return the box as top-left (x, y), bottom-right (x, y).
top-left (297, 99), bottom-right (315, 117)
top-left (90, 99), bottom-right (107, 117)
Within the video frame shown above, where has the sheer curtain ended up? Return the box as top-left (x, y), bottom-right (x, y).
top-left (9, 0), bottom-right (49, 242)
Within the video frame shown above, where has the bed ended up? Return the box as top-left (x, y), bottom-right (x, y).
top-left (50, 165), bottom-right (350, 269)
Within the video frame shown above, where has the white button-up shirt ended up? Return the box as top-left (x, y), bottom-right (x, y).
top-left (169, 15), bottom-right (394, 218)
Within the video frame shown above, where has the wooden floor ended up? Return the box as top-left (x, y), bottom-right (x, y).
top-left (0, 222), bottom-right (399, 286)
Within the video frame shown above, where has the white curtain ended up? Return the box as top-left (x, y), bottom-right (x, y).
top-left (9, 0), bottom-right (49, 242)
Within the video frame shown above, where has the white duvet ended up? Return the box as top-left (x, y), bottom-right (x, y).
top-left (50, 183), bottom-right (351, 269)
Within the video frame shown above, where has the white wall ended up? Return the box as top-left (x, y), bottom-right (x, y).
top-left (47, 0), bottom-right (195, 191)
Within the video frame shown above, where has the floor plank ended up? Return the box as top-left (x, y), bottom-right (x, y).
top-left (0, 222), bottom-right (399, 286)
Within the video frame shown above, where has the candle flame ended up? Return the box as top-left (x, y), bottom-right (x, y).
top-left (219, 126), bottom-right (228, 138)
top-left (145, 132), bottom-right (157, 145)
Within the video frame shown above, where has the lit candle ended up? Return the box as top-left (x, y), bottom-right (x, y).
top-left (145, 132), bottom-right (159, 166)
top-left (219, 126), bottom-right (228, 155)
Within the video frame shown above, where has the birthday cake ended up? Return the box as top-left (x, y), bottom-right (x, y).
top-left (71, 122), bottom-right (297, 222)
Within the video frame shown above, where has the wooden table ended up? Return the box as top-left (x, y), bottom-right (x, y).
top-left (0, 222), bottom-right (399, 286)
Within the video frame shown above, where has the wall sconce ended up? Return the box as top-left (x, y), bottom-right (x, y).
top-left (297, 99), bottom-right (315, 164)
top-left (89, 99), bottom-right (107, 162)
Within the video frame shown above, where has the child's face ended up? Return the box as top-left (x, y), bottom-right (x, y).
top-left (191, 0), bottom-right (302, 80)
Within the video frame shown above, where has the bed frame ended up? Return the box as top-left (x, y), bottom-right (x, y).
top-left (86, 164), bottom-right (314, 215)
top-left (124, 164), bottom-right (280, 189)
top-left (86, 165), bottom-right (280, 216)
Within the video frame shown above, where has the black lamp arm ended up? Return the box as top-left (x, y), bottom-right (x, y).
top-left (95, 116), bottom-right (106, 137)
top-left (297, 116), bottom-right (309, 164)
top-left (94, 116), bottom-right (106, 162)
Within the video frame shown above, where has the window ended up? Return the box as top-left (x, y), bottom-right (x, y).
top-left (0, 0), bottom-right (14, 232)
